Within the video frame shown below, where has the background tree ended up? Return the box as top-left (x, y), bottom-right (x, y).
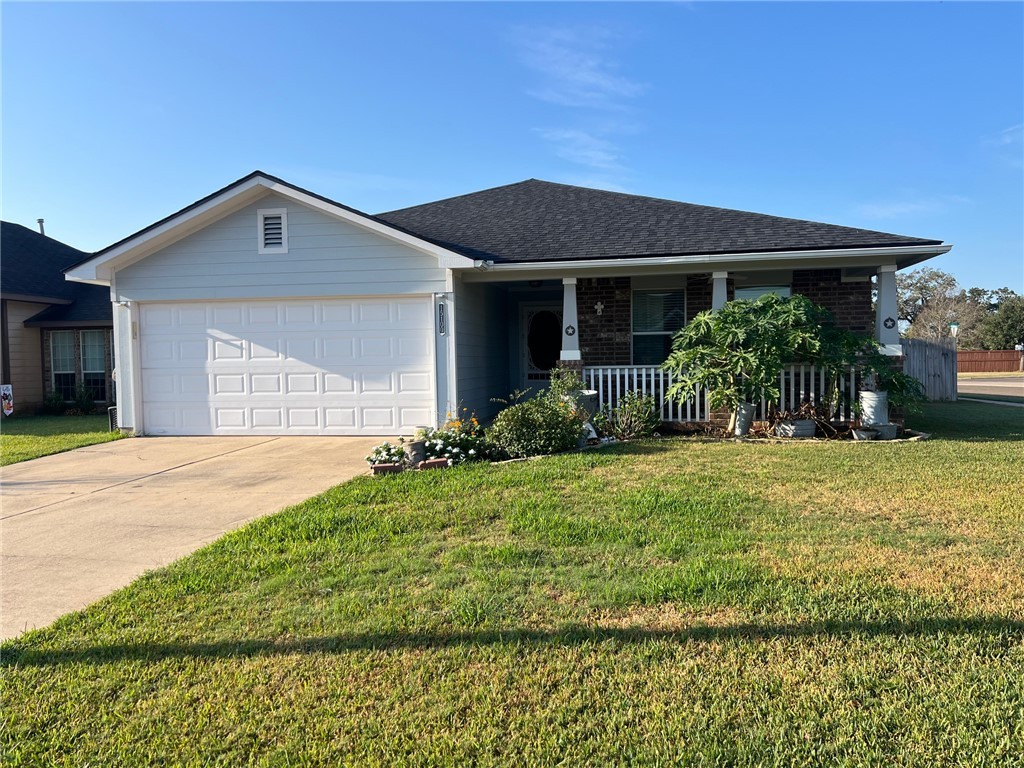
top-left (897, 267), bottom-right (1022, 348)
top-left (905, 291), bottom-right (989, 347)
top-left (897, 268), bottom-right (958, 325)
top-left (981, 296), bottom-right (1024, 350)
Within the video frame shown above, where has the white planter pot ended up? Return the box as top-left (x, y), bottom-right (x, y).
top-left (852, 428), bottom-right (878, 441)
top-left (859, 391), bottom-right (889, 426)
top-left (734, 402), bottom-right (756, 436)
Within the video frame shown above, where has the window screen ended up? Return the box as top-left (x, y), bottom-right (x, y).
top-left (51, 331), bottom-right (76, 400)
top-left (633, 289), bottom-right (686, 365)
top-left (81, 330), bottom-right (107, 401)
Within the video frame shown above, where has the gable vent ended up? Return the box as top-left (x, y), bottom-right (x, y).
top-left (262, 215), bottom-right (283, 247)
top-left (258, 208), bottom-right (288, 254)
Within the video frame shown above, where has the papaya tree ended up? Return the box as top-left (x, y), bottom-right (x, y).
top-left (662, 294), bottom-right (828, 430)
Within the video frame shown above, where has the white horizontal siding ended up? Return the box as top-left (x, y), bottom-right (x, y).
top-left (454, 279), bottom-right (508, 419)
top-left (114, 192), bottom-right (449, 302)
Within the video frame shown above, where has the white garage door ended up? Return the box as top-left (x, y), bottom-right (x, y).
top-left (140, 298), bottom-right (435, 435)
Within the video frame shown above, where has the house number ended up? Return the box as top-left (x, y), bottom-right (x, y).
top-left (438, 303), bottom-right (447, 336)
top-left (564, 325), bottom-right (576, 336)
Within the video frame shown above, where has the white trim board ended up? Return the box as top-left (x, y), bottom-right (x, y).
top-left (66, 174), bottom-right (475, 286)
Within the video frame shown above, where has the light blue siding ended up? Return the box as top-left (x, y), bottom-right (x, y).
top-left (454, 279), bottom-right (509, 419)
top-left (114, 193), bottom-right (449, 302)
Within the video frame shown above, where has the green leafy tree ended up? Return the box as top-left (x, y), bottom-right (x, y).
top-left (981, 296), bottom-right (1024, 350)
top-left (662, 295), bottom-right (826, 427)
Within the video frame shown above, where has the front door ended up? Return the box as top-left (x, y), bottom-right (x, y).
top-left (519, 303), bottom-right (562, 394)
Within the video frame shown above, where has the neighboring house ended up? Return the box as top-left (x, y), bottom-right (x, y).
top-left (65, 172), bottom-right (950, 436)
top-left (1, 222), bottom-right (114, 414)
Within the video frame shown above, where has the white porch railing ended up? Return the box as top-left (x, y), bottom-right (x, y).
top-left (583, 366), bottom-right (709, 422)
top-left (583, 364), bottom-right (862, 423)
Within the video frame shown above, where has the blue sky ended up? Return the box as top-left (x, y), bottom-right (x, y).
top-left (2, 1), bottom-right (1021, 291)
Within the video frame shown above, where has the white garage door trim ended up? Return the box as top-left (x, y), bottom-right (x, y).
top-left (139, 297), bottom-right (436, 435)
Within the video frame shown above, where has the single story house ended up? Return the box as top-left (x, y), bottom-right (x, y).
top-left (1, 221), bottom-right (114, 414)
top-left (65, 172), bottom-right (950, 436)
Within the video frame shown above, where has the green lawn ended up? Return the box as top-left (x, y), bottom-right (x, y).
top-left (0, 414), bottom-right (125, 466)
top-left (3, 402), bottom-right (1022, 766)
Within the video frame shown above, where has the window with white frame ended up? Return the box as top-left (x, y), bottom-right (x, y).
top-left (81, 330), bottom-right (107, 402)
top-left (258, 208), bottom-right (288, 254)
top-left (734, 285), bottom-right (791, 301)
top-left (51, 331), bottom-right (76, 400)
top-left (632, 289), bottom-right (686, 365)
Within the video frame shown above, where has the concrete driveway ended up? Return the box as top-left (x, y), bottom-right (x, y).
top-left (1, 436), bottom-right (384, 641)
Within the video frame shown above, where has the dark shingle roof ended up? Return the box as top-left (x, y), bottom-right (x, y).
top-left (1, 221), bottom-right (111, 324)
top-left (24, 288), bottom-right (113, 326)
top-left (376, 180), bottom-right (942, 263)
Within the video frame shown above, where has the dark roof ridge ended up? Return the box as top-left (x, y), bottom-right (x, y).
top-left (378, 179), bottom-right (542, 216)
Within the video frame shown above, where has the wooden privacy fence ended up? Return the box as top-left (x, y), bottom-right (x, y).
top-left (901, 338), bottom-right (957, 401)
top-left (582, 364), bottom-right (862, 423)
top-left (956, 349), bottom-right (1023, 373)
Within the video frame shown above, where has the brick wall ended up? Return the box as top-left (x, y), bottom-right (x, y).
top-left (792, 269), bottom-right (873, 334)
top-left (578, 277), bottom-right (632, 365)
top-left (684, 274), bottom-right (737, 321)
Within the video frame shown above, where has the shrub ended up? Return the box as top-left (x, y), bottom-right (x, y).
top-left (40, 390), bottom-right (66, 416)
top-left (73, 384), bottom-right (96, 415)
top-left (597, 391), bottom-right (660, 440)
top-left (420, 409), bottom-right (487, 465)
top-left (365, 441), bottom-right (407, 467)
top-left (486, 391), bottom-right (586, 459)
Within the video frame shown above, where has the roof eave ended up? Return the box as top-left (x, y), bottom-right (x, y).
top-left (458, 243), bottom-right (952, 280)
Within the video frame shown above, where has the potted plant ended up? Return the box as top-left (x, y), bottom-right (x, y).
top-left (663, 295), bottom-right (823, 436)
top-left (858, 345), bottom-right (926, 438)
top-left (365, 441), bottom-right (408, 474)
top-left (773, 402), bottom-right (818, 438)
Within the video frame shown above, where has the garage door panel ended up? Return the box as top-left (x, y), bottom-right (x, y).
top-left (399, 372), bottom-right (432, 394)
top-left (284, 303), bottom-right (317, 326)
top-left (399, 407), bottom-right (433, 429)
top-left (285, 373), bottom-right (319, 394)
top-left (247, 304), bottom-right (280, 325)
top-left (216, 409), bottom-right (247, 429)
top-left (251, 374), bottom-right (282, 394)
top-left (324, 373), bottom-right (355, 394)
top-left (252, 409), bottom-right (283, 428)
top-left (321, 303), bottom-right (355, 325)
top-left (357, 302), bottom-right (391, 324)
top-left (141, 298), bottom-right (435, 435)
top-left (284, 337), bottom-right (318, 361)
top-left (325, 408), bottom-right (357, 428)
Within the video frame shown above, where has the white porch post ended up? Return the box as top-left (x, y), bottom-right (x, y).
top-left (876, 265), bottom-right (901, 355)
top-left (711, 271), bottom-right (728, 310)
top-left (560, 277), bottom-right (581, 362)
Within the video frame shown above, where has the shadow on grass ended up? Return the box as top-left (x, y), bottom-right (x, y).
top-left (5, 616), bottom-right (1021, 668)
top-left (0, 414), bottom-right (114, 438)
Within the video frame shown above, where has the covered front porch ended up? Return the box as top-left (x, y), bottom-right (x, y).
top-left (451, 263), bottom-right (898, 422)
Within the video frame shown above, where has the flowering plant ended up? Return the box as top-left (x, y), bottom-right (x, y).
top-left (419, 408), bottom-right (488, 465)
top-left (365, 440), bottom-right (407, 466)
